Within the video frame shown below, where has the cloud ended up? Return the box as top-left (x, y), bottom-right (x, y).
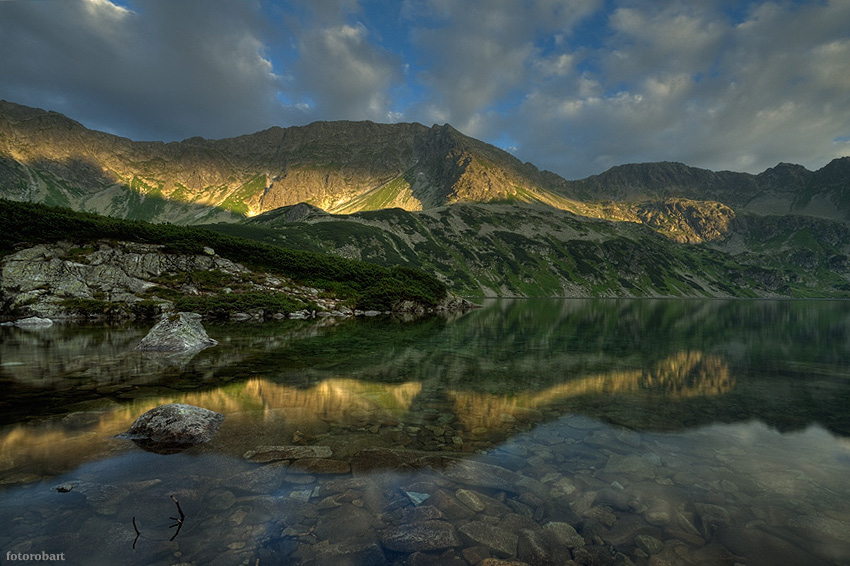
top-left (404, 0), bottom-right (603, 136)
top-left (505, 0), bottom-right (850, 177)
top-left (0, 0), bottom-right (847, 179)
top-left (290, 22), bottom-right (403, 121)
top-left (605, 3), bottom-right (727, 82)
top-left (0, 0), bottom-right (287, 141)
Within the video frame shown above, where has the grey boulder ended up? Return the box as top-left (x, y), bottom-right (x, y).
top-left (116, 403), bottom-right (224, 453)
top-left (1, 316), bottom-right (54, 327)
top-left (136, 312), bottom-right (217, 352)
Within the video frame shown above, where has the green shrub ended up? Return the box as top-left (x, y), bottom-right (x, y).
top-left (130, 299), bottom-right (166, 319)
top-left (59, 298), bottom-right (117, 316)
top-left (173, 292), bottom-right (308, 318)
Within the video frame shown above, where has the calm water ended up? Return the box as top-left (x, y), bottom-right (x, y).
top-left (1, 299), bottom-right (849, 566)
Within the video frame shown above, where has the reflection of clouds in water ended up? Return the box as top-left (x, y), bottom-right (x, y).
top-left (706, 423), bottom-right (846, 499)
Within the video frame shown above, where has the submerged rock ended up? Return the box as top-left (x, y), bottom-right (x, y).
top-left (116, 403), bottom-right (224, 453)
top-left (136, 312), bottom-right (217, 352)
top-left (381, 520), bottom-right (462, 552)
top-left (244, 445), bottom-right (333, 462)
top-left (458, 521), bottom-right (519, 558)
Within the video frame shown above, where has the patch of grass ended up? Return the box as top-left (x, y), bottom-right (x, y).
top-left (130, 299), bottom-right (167, 319)
top-left (220, 175), bottom-right (265, 214)
top-left (64, 246), bottom-right (97, 262)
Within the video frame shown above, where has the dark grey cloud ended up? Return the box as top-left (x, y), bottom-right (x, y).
top-left (0, 0), bottom-right (847, 179)
top-left (402, 0), bottom-right (603, 135)
top-left (290, 22), bottom-right (403, 121)
top-left (0, 0), bottom-right (288, 141)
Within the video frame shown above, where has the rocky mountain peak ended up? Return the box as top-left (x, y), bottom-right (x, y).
top-left (1, 100), bottom-right (849, 224)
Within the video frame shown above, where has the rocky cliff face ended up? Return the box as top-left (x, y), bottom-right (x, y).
top-left (0, 238), bottom-right (473, 320)
top-left (0, 240), bottom-right (342, 319)
top-left (564, 158), bottom-right (850, 220)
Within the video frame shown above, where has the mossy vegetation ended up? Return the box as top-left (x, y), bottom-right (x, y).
top-left (58, 298), bottom-right (122, 317)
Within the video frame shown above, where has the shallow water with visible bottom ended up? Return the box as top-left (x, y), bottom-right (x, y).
top-left (1, 299), bottom-right (849, 566)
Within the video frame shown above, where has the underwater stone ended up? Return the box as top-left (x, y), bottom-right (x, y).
top-left (458, 521), bottom-right (519, 558)
top-left (381, 520), bottom-right (462, 553)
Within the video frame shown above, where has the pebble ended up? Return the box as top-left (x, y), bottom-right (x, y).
top-left (243, 445), bottom-right (333, 462)
top-left (635, 534), bottom-right (664, 555)
top-left (544, 521), bottom-right (585, 549)
top-left (289, 490), bottom-right (313, 503)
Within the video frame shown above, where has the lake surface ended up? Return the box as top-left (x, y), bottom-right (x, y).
top-left (1, 299), bottom-right (849, 566)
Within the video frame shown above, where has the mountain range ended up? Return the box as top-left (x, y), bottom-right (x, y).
top-left (2, 99), bottom-right (850, 298)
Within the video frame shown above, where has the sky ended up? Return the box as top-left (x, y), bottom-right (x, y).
top-left (1, 0), bottom-right (849, 180)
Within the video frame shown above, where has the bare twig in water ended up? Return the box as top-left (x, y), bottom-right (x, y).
top-left (169, 495), bottom-right (186, 541)
top-left (130, 495), bottom-right (188, 548)
top-left (132, 516), bottom-right (141, 549)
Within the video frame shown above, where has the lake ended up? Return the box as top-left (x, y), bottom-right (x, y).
top-left (1, 299), bottom-right (849, 566)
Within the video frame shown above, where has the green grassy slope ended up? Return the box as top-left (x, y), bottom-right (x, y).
top-left (199, 202), bottom-right (850, 299)
top-left (0, 199), bottom-right (447, 311)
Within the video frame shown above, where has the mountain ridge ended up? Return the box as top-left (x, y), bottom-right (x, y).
top-left (3, 99), bottom-right (849, 227)
top-left (1, 100), bottom-right (571, 221)
top-left (3, 100), bottom-right (850, 299)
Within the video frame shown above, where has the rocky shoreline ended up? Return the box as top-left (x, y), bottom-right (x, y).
top-left (0, 240), bottom-right (476, 323)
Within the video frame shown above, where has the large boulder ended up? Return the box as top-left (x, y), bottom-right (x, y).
top-left (0, 316), bottom-right (54, 328)
top-left (116, 403), bottom-right (224, 453)
top-left (136, 312), bottom-right (217, 352)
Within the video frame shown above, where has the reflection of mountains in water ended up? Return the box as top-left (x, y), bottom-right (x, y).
top-left (4, 298), bottom-right (850, 481)
top-left (449, 351), bottom-right (733, 431)
top-left (0, 351), bottom-right (731, 482)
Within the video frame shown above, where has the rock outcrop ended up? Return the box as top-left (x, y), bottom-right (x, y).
top-left (0, 240), bottom-right (343, 320)
top-left (0, 239), bottom-right (472, 321)
top-left (393, 291), bottom-right (479, 315)
top-left (136, 312), bottom-right (217, 352)
top-left (0, 240), bottom-right (241, 318)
